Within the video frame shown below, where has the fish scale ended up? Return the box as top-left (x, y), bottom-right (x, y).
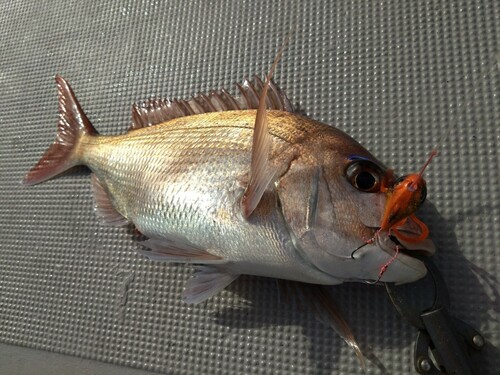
top-left (83, 113), bottom-right (293, 262)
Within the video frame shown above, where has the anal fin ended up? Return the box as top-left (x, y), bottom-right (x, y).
top-left (91, 174), bottom-right (129, 226)
top-left (183, 265), bottom-right (238, 304)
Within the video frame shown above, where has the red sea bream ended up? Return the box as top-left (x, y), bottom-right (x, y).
top-left (24, 75), bottom-right (435, 304)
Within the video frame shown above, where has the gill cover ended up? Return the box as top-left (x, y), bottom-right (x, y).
top-left (277, 156), bottom-right (345, 282)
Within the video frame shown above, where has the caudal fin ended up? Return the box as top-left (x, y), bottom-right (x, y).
top-left (23, 76), bottom-right (97, 185)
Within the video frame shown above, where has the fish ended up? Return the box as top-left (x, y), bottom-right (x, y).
top-left (23, 67), bottom-right (436, 306)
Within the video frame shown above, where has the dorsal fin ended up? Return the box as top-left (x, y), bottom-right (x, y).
top-left (130, 76), bottom-right (294, 130)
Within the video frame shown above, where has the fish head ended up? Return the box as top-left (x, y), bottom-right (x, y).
top-left (277, 126), bottom-right (435, 284)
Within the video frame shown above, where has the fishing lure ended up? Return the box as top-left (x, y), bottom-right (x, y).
top-left (351, 151), bottom-right (435, 283)
top-left (352, 53), bottom-right (499, 283)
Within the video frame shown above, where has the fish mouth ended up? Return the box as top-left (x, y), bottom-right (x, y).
top-left (366, 216), bottom-right (435, 284)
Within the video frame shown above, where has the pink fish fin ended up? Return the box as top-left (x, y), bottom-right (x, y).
top-left (215, 88), bottom-right (242, 110)
top-left (234, 76), bottom-right (294, 112)
top-left (237, 79), bottom-right (260, 109)
top-left (250, 75), bottom-right (292, 111)
top-left (183, 265), bottom-right (239, 304)
top-left (240, 98), bottom-right (276, 218)
top-left (277, 281), bottom-right (366, 369)
top-left (240, 43), bottom-right (288, 218)
top-left (138, 236), bottom-right (226, 264)
top-left (90, 174), bottom-right (129, 226)
top-left (191, 92), bottom-right (217, 112)
top-left (269, 76), bottom-right (294, 112)
top-left (130, 98), bottom-right (192, 130)
top-left (307, 285), bottom-right (366, 368)
top-left (129, 78), bottom-right (294, 131)
top-left (23, 76), bottom-right (98, 185)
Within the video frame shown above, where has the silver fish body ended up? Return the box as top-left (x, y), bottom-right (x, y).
top-left (25, 76), bottom-right (435, 303)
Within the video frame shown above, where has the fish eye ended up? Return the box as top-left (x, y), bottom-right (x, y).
top-left (345, 161), bottom-right (383, 193)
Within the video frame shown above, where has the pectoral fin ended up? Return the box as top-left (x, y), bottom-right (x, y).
top-left (240, 106), bottom-right (276, 217)
top-left (183, 265), bottom-right (238, 304)
top-left (240, 41), bottom-right (288, 218)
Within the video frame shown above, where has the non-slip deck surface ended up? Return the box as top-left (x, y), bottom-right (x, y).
top-left (0, 1), bottom-right (498, 374)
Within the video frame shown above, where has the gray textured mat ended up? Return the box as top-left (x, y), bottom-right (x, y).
top-left (0, 1), bottom-right (498, 374)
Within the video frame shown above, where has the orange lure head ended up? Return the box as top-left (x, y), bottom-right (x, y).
top-left (348, 152), bottom-right (436, 284)
top-left (380, 150), bottom-right (438, 243)
top-left (380, 174), bottom-right (427, 231)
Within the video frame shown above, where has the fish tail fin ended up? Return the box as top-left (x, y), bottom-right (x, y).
top-left (23, 75), bottom-right (98, 185)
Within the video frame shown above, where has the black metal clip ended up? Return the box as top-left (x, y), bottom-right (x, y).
top-left (386, 258), bottom-right (485, 375)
